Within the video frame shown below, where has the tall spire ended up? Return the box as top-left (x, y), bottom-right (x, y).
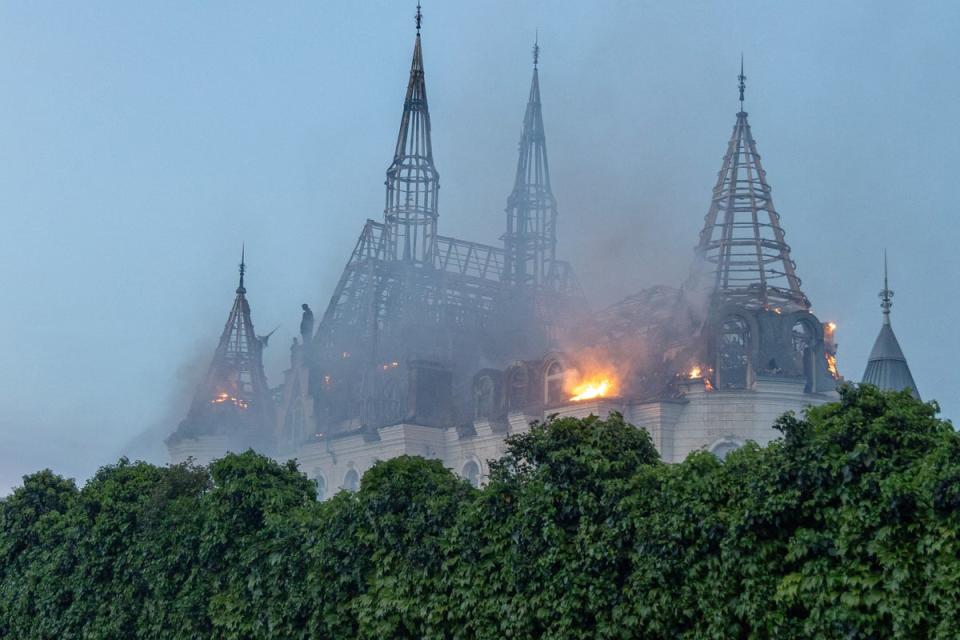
top-left (738, 54), bottom-right (745, 110)
top-left (880, 249), bottom-right (893, 324)
top-left (238, 244), bottom-right (246, 293)
top-left (862, 253), bottom-right (919, 398)
top-left (503, 36), bottom-right (557, 287)
top-left (692, 62), bottom-right (809, 310)
top-left (384, 3), bottom-right (439, 263)
top-left (179, 254), bottom-right (275, 439)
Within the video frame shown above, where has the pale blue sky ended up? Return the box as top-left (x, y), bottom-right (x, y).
top-left (1, 1), bottom-right (957, 493)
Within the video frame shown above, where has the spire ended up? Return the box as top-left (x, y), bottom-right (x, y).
top-left (238, 244), bottom-right (246, 293)
top-left (384, 3), bottom-right (439, 263)
top-left (692, 63), bottom-right (809, 311)
top-left (862, 254), bottom-right (919, 398)
top-left (738, 54), bottom-right (746, 110)
top-left (503, 37), bottom-right (558, 287)
top-left (180, 255), bottom-right (275, 438)
top-left (880, 249), bottom-right (893, 325)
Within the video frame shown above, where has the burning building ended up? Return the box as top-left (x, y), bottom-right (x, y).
top-left (168, 15), bottom-right (845, 490)
top-left (167, 249), bottom-right (276, 461)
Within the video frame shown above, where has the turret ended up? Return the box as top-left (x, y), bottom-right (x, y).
top-left (503, 36), bottom-right (558, 288)
top-left (167, 249), bottom-right (276, 462)
top-left (691, 57), bottom-right (808, 311)
top-left (384, 2), bottom-right (440, 263)
top-left (690, 62), bottom-right (835, 393)
top-left (861, 253), bottom-right (919, 398)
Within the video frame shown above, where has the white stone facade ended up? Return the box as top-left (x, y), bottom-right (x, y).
top-left (170, 376), bottom-right (836, 494)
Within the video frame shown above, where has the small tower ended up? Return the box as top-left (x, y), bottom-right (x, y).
top-left (503, 36), bottom-right (558, 288)
top-left (384, 2), bottom-right (440, 263)
top-left (691, 62), bottom-right (833, 392)
top-left (168, 250), bottom-right (276, 462)
top-left (693, 57), bottom-right (808, 311)
top-left (861, 254), bottom-right (920, 398)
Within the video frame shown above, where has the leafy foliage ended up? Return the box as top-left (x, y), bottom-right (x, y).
top-left (2, 386), bottom-right (958, 638)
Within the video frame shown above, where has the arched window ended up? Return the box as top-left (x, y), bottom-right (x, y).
top-left (507, 366), bottom-right (529, 411)
top-left (711, 440), bottom-right (741, 461)
top-left (314, 474), bottom-right (327, 501)
top-left (791, 320), bottom-right (813, 354)
top-left (718, 316), bottom-right (750, 389)
top-left (343, 469), bottom-right (360, 492)
top-left (792, 320), bottom-right (814, 391)
top-left (474, 375), bottom-right (495, 419)
top-left (462, 460), bottom-right (481, 488)
top-left (544, 360), bottom-right (565, 405)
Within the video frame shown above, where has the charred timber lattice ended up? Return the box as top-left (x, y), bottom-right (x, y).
top-left (504, 37), bottom-right (559, 289)
top-left (695, 60), bottom-right (809, 311)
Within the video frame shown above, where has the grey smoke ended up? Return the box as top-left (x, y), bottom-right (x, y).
top-left (1, 1), bottom-right (956, 495)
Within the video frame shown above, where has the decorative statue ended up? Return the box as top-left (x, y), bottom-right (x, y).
top-left (300, 304), bottom-right (314, 342)
top-left (290, 337), bottom-right (301, 367)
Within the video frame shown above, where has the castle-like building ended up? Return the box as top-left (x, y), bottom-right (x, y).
top-left (167, 14), bottom-right (919, 494)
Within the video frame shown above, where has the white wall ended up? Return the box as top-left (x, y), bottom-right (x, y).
top-left (171, 381), bottom-right (837, 496)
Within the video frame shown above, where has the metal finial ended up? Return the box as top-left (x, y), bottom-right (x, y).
top-left (415, 2), bottom-right (422, 34)
top-left (738, 53), bottom-right (746, 109)
top-left (238, 244), bottom-right (246, 292)
top-left (879, 249), bottom-right (894, 323)
top-left (533, 30), bottom-right (540, 67)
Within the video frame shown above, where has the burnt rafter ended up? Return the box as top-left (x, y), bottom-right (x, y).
top-left (503, 37), bottom-right (558, 288)
top-left (302, 19), bottom-right (585, 439)
top-left (384, 16), bottom-right (439, 264)
top-left (311, 18), bottom-right (513, 423)
top-left (693, 61), bottom-right (809, 311)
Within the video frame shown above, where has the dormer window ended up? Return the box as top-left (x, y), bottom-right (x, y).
top-left (507, 366), bottom-right (529, 411)
top-left (544, 360), bottom-right (565, 405)
top-left (474, 375), bottom-right (496, 419)
top-left (718, 316), bottom-right (750, 389)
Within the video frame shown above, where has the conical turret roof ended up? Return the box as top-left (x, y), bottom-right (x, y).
top-left (861, 256), bottom-right (919, 398)
top-left (384, 5), bottom-right (439, 263)
top-left (174, 250), bottom-right (275, 443)
top-left (504, 38), bottom-right (558, 287)
top-left (692, 61), bottom-right (809, 311)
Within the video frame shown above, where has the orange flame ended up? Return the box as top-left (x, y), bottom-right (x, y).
top-left (211, 391), bottom-right (248, 409)
top-left (689, 366), bottom-right (702, 379)
top-left (569, 379), bottom-right (614, 402)
top-left (567, 367), bottom-right (618, 402)
top-left (826, 354), bottom-right (839, 379)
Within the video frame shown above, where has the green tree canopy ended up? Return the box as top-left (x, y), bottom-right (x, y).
top-left (1, 386), bottom-right (957, 639)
